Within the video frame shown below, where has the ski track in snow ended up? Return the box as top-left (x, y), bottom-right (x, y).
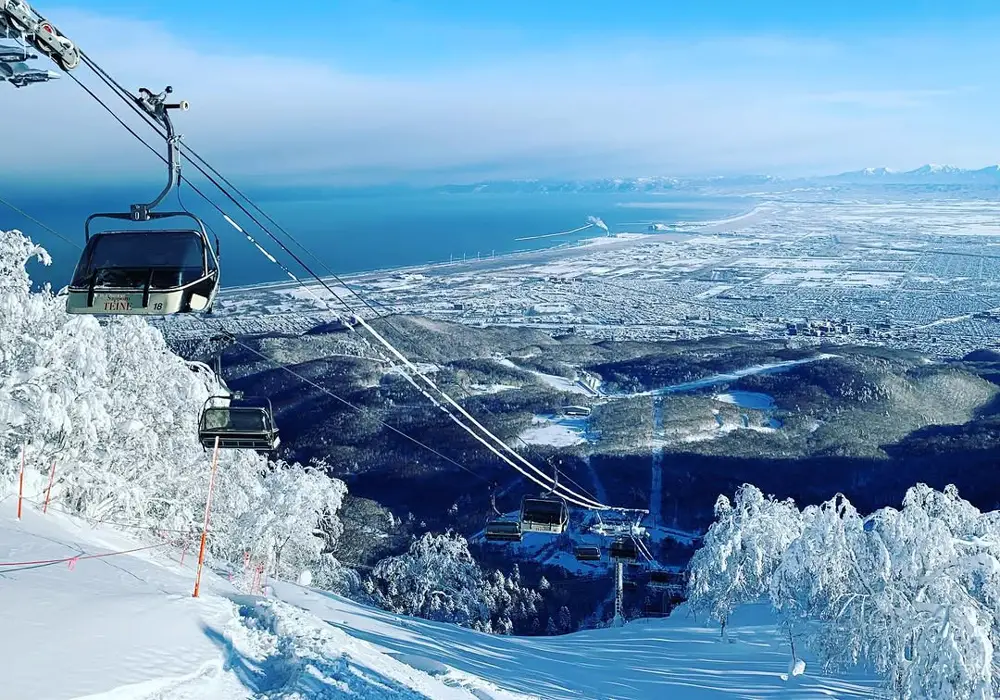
top-left (2, 496), bottom-right (881, 699)
top-left (615, 354), bottom-right (837, 398)
top-left (581, 454), bottom-right (608, 504)
top-left (650, 397), bottom-right (664, 525)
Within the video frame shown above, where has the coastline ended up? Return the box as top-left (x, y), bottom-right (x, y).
top-left (219, 200), bottom-right (768, 297)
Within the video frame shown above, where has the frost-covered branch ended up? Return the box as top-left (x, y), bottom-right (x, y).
top-left (689, 479), bottom-right (1000, 698)
top-left (0, 228), bottom-right (348, 580)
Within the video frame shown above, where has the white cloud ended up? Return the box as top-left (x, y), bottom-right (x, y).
top-left (1, 8), bottom-right (994, 184)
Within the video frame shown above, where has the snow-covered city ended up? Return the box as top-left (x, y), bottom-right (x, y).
top-left (165, 191), bottom-right (1000, 362)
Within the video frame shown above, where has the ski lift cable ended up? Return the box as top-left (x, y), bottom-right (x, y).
top-left (73, 56), bottom-right (611, 512)
top-left (72, 61), bottom-right (611, 511)
top-left (188, 321), bottom-right (491, 484)
top-left (67, 70), bottom-right (597, 510)
top-left (631, 534), bottom-right (653, 564)
top-left (190, 315), bottom-right (612, 505)
top-left (70, 56), bottom-right (610, 511)
top-left (631, 531), bottom-right (662, 568)
top-left (0, 193), bottom-right (82, 249)
top-left (165, 140), bottom-right (607, 508)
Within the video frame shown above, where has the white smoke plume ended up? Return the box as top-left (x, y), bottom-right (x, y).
top-left (587, 216), bottom-right (610, 234)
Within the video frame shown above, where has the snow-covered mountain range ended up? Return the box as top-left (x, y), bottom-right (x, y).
top-left (431, 165), bottom-right (1000, 193)
top-left (825, 164), bottom-right (1000, 183)
top-left (432, 174), bottom-right (781, 194)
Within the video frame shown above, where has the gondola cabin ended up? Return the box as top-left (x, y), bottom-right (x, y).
top-left (520, 496), bottom-right (569, 534)
top-left (198, 396), bottom-right (279, 452)
top-left (574, 545), bottom-right (602, 562)
top-left (609, 537), bottom-right (638, 563)
top-left (484, 520), bottom-right (521, 542)
top-left (66, 214), bottom-right (219, 316)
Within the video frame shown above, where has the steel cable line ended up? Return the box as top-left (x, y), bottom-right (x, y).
top-left (165, 158), bottom-right (604, 505)
top-left (192, 317), bottom-right (491, 484)
top-left (34, 77), bottom-right (498, 490)
top-left (69, 56), bottom-right (610, 510)
top-left (74, 58), bottom-right (609, 509)
top-left (0, 194), bottom-right (81, 249)
top-left (57, 78), bottom-right (600, 507)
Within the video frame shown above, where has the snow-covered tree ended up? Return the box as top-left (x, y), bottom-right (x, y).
top-left (767, 484), bottom-right (1000, 699)
top-left (558, 605), bottom-right (572, 632)
top-left (768, 492), bottom-right (869, 671)
top-left (217, 459), bottom-right (347, 579)
top-left (366, 531), bottom-right (491, 628)
top-left (365, 531), bottom-right (544, 633)
top-left (686, 483), bottom-right (803, 637)
top-left (0, 229), bottom-right (348, 580)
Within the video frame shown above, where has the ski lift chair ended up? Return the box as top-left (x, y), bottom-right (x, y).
top-left (520, 496), bottom-right (569, 535)
top-left (609, 537), bottom-right (638, 563)
top-left (484, 481), bottom-right (522, 542)
top-left (574, 545), bottom-right (602, 562)
top-left (66, 212), bottom-right (219, 315)
top-left (66, 87), bottom-right (219, 316)
top-left (648, 569), bottom-right (675, 589)
top-left (484, 519), bottom-right (522, 543)
top-left (198, 395), bottom-right (279, 452)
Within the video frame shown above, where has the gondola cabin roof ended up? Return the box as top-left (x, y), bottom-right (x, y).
top-left (484, 520), bottom-right (522, 542)
top-left (521, 497), bottom-right (568, 517)
top-left (66, 228), bottom-right (219, 315)
top-left (520, 498), bottom-right (568, 525)
top-left (70, 230), bottom-right (210, 284)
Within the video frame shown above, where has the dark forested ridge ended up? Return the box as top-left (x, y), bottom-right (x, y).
top-left (172, 318), bottom-right (1000, 620)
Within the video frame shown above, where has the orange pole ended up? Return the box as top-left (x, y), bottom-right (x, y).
top-left (42, 460), bottom-right (56, 514)
top-left (16, 444), bottom-right (25, 520)
top-left (192, 436), bottom-right (221, 598)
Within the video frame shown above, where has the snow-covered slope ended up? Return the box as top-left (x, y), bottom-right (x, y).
top-left (2, 496), bottom-right (879, 699)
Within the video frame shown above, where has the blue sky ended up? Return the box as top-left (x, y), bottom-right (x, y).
top-left (3, 0), bottom-right (1000, 185)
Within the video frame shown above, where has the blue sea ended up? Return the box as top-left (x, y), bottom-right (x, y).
top-left (4, 187), bottom-right (751, 290)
